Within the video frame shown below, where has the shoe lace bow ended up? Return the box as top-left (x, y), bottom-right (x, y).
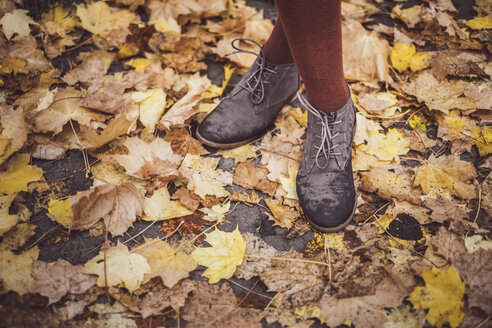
top-left (226, 38), bottom-right (277, 104)
top-left (298, 93), bottom-right (342, 169)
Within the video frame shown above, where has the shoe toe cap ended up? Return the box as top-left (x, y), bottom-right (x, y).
top-left (297, 174), bottom-right (356, 231)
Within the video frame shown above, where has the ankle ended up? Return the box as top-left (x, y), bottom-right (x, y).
top-left (306, 82), bottom-right (349, 114)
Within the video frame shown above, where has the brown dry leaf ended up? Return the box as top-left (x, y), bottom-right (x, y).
top-left (180, 281), bottom-right (265, 328)
top-left (31, 136), bottom-right (69, 160)
top-left (159, 81), bottom-right (210, 129)
top-left (133, 238), bottom-right (197, 288)
top-left (70, 182), bottom-right (144, 236)
top-left (429, 50), bottom-right (487, 80)
top-left (171, 187), bottom-right (201, 211)
top-left (82, 75), bottom-right (133, 114)
top-left (233, 161), bottom-right (278, 195)
top-left (30, 259), bottom-right (97, 304)
top-left (260, 249), bottom-right (325, 307)
top-left (413, 155), bottom-right (477, 200)
top-left (319, 278), bottom-right (408, 327)
top-left (160, 212), bottom-right (213, 243)
top-left (264, 198), bottom-right (299, 229)
top-left (164, 127), bottom-right (208, 156)
top-left (216, 144), bottom-right (258, 163)
top-left (234, 232), bottom-right (280, 280)
top-left (124, 63), bottom-right (175, 91)
top-left (62, 51), bottom-right (115, 85)
top-left (133, 279), bottom-right (195, 319)
top-left (360, 168), bottom-right (422, 204)
top-left (0, 105), bottom-right (27, 165)
top-left (33, 87), bottom-right (109, 135)
top-left (386, 200), bottom-right (431, 225)
top-left (423, 195), bottom-right (470, 223)
top-left (342, 19), bottom-right (391, 83)
top-left (398, 71), bottom-right (487, 114)
top-left (115, 136), bottom-right (181, 180)
top-left (6, 35), bottom-right (52, 73)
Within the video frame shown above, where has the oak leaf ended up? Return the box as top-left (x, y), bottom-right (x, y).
top-left (192, 227), bottom-right (245, 283)
top-left (82, 242), bottom-right (150, 293)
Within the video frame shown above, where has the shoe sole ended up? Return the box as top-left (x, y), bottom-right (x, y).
top-left (303, 194), bottom-right (358, 233)
top-left (195, 94), bottom-right (299, 149)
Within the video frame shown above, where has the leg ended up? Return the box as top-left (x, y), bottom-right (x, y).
top-left (262, 17), bottom-right (294, 65)
top-left (274, 0), bottom-right (348, 113)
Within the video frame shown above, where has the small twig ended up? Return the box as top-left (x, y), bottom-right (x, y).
top-left (123, 221), bottom-right (158, 245)
top-left (237, 278), bottom-right (260, 307)
top-left (324, 234), bottom-right (332, 281)
top-left (476, 315), bottom-right (491, 328)
top-left (43, 159), bottom-right (100, 183)
top-left (466, 186), bottom-right (482, 238)
top-left (258, 148), bottom-right (300, 163)
top-left (26, 225), bottom-right (61, 249)
top-left (363, 202), bottom-right (390, 224)
top-left (176, 222), bottom-right (220, 251)
top-left (227, 279), bottom-right (272, 300)
top-left (130, 221), bottom-right (184, 253)
top-left (246, 254), bottom-right (330, 268)
top-left (62, 36), bottom-right (93, 53)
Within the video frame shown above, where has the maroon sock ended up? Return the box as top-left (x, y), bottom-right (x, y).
top-left (262, 17), bottom-right (294, 65)
top-left (273, 0), bottom-right (349, 113)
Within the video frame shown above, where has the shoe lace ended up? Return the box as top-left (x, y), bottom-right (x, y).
top-left (226, 38), bottom-right (277, 104)
top-left (298, 93), bottom-right (342, 169)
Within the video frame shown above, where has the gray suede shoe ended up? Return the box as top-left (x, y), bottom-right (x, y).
top-left (197, 39), bottom-right (300, 148)
top-left (296, 84), bottom-right (357, 232)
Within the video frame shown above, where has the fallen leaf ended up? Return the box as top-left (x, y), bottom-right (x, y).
top-left (0, 105), bottom-right (27, 165)
top-left (0, 153), bottom-right (43, 194)
top-left (76, 2), bottom-right (136, 39)
top-left (164, 127), bottom-right (209, 156)
top-left (1, 222), bottom-right (36, 250)
top-left (0, 9), bottom-right (38, 40)
top-left (265, 198), bottom-right (299, 229)
top-left (200, 201), bottom-right (230, 222)
top-left (181, 281), bottom-right (264, 328)
top-left (171, 187), bottom-right (201, 211)
top-left (82, 241), bottom-right (150, 293)
top-left (360, 128), bottom-right (410, 162)
top-left (133, 238), bottom-right (197, 288)
top-left (390, 42), bottom-right (430, 72)
top-left (70, 182), bottom-right (144, 236)
top-left (391, 5), bottom-right (425, 28)
top-left (462, 15), bottom-right (492, 30)
top-left (409, 266), bottom-right (465, 328)
top-left (127, 88), bottom-right (166, 134)
top-left (235, 232), bottom-right (280, 280)
top-left (192, 227), bottom-right (245, 283)
top-left (30, 259), bottom-right (97, 304)
top-left (143, 186), bottom-right (193, 221)
top-left (216, 144), bottom-right (258, 163)
top-left (0, 193), bottom-right (18, 236)
top-left (413, 155), bottom-right (477, 199)
top-left (233, 161), bottom-right (278, 195)
top-left (0, 246), bottom-right (39, 294)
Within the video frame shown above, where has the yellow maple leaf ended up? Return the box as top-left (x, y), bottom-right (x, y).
top-left (0, 9), bottom-right (38, 40)
top-left (152, 16), bottom-right (181, 34)
top-left (82, 242), bottom-right (150, 293)
top-left (143, 187), bottom-right (193, 221)
top-left (462, 15), bottom-right (492, 29)
top-left (360, 128), bottom-right (410, 162)
top-left (0, 154), bottom-right (43, 194)
top-left (76, 2), bottom-right (136, 39)
top-left (134, 238), bottom-right (197, 288)
top-left (413, 155), bottom-right (477, 199)
top-left (409, 266), bottom-right (465, 328)
top-left (391, 42), bottom-right (431, 73)
top-left (0, 246), bottom-right (39, 294)
top-left (192, 227), bottom-right (246, 283)
top-left (217, 144), bottom-right (258, 163)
